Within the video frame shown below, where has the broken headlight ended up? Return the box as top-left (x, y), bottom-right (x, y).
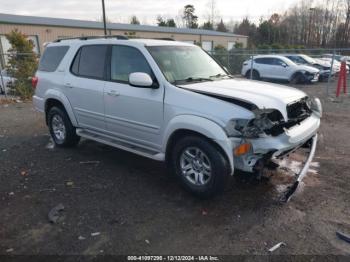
top-left (307, 97), bottom-right (322, 118)
top-left (225, 109), bottom-right (283, 138)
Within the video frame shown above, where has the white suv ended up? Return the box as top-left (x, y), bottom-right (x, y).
top-left (241, 55), bottom-right (320, 84)
top-left (33, 36), bottom-right (322, 198)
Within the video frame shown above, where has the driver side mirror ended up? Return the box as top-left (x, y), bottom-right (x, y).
top-left (129, 72), bottom-right (155, 88)
top-left (281, 63), bottom-right (288, 68)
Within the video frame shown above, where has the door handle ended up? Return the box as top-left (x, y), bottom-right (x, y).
top-left (106, 90), bottom-right (120, 97)
top-left (64, 83), bottom-right (74, 88)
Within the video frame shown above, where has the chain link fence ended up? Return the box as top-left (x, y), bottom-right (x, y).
top-left (1, 48), bottom-right (350, 98)
top-left (209, 48), bottom-right (350, 95)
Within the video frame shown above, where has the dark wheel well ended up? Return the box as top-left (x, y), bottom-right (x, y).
top-left (290, 71), bottom-right (305, 84)
top-left (45, 99), bottom-right (65, 125)
top-left (165, 129), bottom-right (231, 173)
top-left (245, 69), bottom-right (260, 79)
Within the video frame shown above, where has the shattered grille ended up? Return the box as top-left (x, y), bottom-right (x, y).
top-left (287, 98), bottom-right (312, 120)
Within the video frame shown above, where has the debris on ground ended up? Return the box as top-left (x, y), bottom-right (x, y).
top-left (336, 231), bottom-right (350, 244)
top-left (6, 248), bottom-right (14, 253)
top-left (91, 232), bottom-right (101, 237)
top-left (78, 236), bottom-right (86, 240)
top-left (46, 138), bottom-right (55, 149)
top-left (201, 209), bottom-right (208, 216)
top-left (66, 181), bottom-right (74, 187)
top-left (79, 161), bottom-right (100, 165)
top-left (48, 203), bottom-right (65, 224)
top-left (20, 170), bottom-right (28, 176)
top-left (8, 192), bottom-right (14, 196)
top-left (145, 239), bottom-right (150, 244)
top-left (268, 242), bottom-right (286, 252)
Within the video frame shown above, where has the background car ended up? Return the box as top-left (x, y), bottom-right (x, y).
top-left (241, 55), bottom-right (320, 84)
top-left (0, 69), bottom-right (15, 95)
top-left (283, 54), bottom-right (337, 82)
top-left (322, 53), bottom-right (350, 67)
top-left (318, 56), bottom-right (349, 74)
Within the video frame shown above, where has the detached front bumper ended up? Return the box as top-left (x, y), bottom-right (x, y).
top-left (232, 113), bottom-right (320, 173)
top-left (281, 133), bottom-right (318, 202)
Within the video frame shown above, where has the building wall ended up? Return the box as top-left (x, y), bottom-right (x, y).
top-left (0, 23), bottom-right (247, 54)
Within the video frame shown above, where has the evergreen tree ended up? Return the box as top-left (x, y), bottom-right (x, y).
top-left (5, 29), bottom-right (38, 99)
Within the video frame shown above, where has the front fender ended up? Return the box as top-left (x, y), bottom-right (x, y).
top-left (44, 89), bottom-right (78, 126)
top-left (163, 115), bottom-right (234, 175)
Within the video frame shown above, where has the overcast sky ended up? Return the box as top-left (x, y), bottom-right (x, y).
top-left (2, 0), bottom-right (301, 25)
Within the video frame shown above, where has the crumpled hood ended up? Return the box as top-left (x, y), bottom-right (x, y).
top-left (313, 58), bottom-right (331, 67)
top-left (179, 78), bottom-right (307, 120)
top-left (297, 64), bottom-right (320, 73)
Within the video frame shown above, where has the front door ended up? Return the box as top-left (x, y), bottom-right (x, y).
top-left (104, 45), bottom-right (164, 151)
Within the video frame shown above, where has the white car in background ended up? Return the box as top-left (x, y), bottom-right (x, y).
top-left (322, 54), bottom-right (350, 67)
top-left (0, 69), bottom-right (15, 94)
top-left (318, 57), bottom-right (349, 73)
top-left (283, 54), bottom-right (338, 82)
top-left (241, 55), bottom-right (320, 84)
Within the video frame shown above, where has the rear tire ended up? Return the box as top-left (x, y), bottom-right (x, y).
top-left (246, 70), bottom-right (260, 80)
top-left (47, 106), bottom-right (80, 147)
top-left (170, 135), bottom-right (230, 199)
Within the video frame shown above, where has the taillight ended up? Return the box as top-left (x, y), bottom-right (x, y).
top-left (32, 76), bottom-right (38, 89)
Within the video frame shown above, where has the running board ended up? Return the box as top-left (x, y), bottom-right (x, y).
top-left (76, 129), bottom-right (165, 161)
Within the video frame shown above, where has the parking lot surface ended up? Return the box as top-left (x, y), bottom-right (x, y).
top-left (1, 81), bottom-right (350, 256)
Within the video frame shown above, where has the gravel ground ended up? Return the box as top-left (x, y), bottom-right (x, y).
top-left (0, 80), bottom-right (350, 258)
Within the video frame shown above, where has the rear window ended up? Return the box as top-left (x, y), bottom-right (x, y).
top-left (70, 45), bottom-right (107, 79)
top-left (38, 46), bottom-right (69, 72)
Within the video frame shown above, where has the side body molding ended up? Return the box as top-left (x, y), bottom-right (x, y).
top-left (162, 115), bottom-right (234, 174)
top-left (44, 89), bottom-right (78, 126)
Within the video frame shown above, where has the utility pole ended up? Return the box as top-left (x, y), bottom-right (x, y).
top-left (101, 0), bottom-right (107, 36)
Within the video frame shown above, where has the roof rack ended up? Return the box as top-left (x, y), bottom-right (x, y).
top-left (54, 35), bottom-right (128, 42)
top-left (152, 38), bottom-right (175, 41)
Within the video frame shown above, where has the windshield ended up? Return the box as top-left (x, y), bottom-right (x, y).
top-left (300, 55), bottom-right (316, 64)
top-left (147, 46), bottom-right (228, 84)
top-left (287, 56), bottom-right (307, 65)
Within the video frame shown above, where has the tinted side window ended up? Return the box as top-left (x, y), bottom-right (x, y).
top-left (273, 58), bottom-right (285, 66)
top-left (254, 58), bottom-right (273, 65)
top-left (73, 45), bottom-right (107, 79)
top-left (71, 49), bottom-right (81, 75)
top-left (39, 46), bottom-right (69, 72)
top-left (110, 45), bottom-right (153, 83)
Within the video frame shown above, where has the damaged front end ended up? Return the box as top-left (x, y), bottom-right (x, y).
top-left (226, 96), bottom-right (322, 201)
top-left (226, 96), bottom-right (322, 139)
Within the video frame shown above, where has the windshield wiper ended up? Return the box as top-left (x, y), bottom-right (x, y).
top-left (173, 77), bottom-right (213, 85)
top-left (209, 73), bottom-right (234, 79)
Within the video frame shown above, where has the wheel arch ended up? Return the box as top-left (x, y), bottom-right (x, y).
top-left (289, 71), bottom-right (305, 82)
top-left (44, 90), bottom-right (78, 126)
top-left (163, 115), bottom-right (234, 175)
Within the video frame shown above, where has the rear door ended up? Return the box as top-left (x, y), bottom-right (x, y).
top-left (63, 45), bottom-right (108, 132)
top-left (104, 45), bottom-right (164, 151)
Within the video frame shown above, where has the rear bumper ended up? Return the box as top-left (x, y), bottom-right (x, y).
top-left (33, 95), bottom-right (45, 112)
top-left (233, 113), bottom-right (320, 172)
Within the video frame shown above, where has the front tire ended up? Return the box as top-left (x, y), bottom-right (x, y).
top-left (170, 136), bottom-right (230, 199)
top-left (290, 72), bottom-right (305, 84)
top-left (47, 106), bottom-right (80, 147)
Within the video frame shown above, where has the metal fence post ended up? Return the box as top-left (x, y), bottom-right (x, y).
top-left (327, 50), bottom-right (336, 96)
top-left (0, 54), bottom-right (7, 98)
top-left (250, 54), bottom-right (254, 80)
top-left (227, 52), bottom-right (230, 73)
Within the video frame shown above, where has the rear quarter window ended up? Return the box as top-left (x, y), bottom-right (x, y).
top-left (38, 46), bottom-right (69, 72)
